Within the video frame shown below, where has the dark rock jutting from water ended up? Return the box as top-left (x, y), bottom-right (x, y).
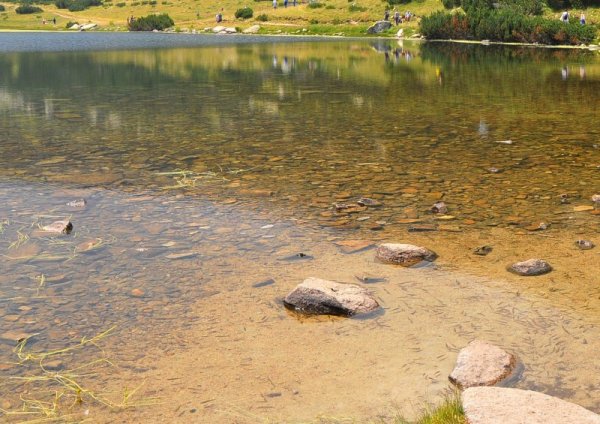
top-left (375, 243), bottom-right (437, 267)
top-left (41, 220), bottom-right (73, 234)
top-left (283, 277), bottom-right (379, 316)
top-left (508, 259), bottom-right (552, 276)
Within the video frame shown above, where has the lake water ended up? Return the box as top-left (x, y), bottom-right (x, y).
top-left (0, 33), bottom-right (599, 423)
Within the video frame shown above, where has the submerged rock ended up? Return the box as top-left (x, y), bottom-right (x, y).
top-left (284, 277), bottom-right (379, 316)
top-left (66, 199), bottom-right (86, 208)
top-left (357, 197), bottom-right (382, 207)
top-left (430, 201), bottom-right (448, 214)
top-left (592, 194), bottom-right (600, 203)
top-left (449, 340), bottom-right (516, 389)
top-left (42, 220), bottom-right (73, 234)
top-left (375, 243), bottom-right (437, 266)
top-left (367, 20), bottom-right (392, 34)
top-left (575, 240), bottom-right (595, 250)
top-left (462, 387), bottom-right (600, 424)
top-left (473, 245), bottom-right (493, 256)
top-left (508, 259), bottom-right (552, 276)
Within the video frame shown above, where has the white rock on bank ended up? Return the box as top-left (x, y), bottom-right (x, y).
top-left (463, 387), bottom-right (600, 424)
top-left (243, 25), bottom-right (260, 34)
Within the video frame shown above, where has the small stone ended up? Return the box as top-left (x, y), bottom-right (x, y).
top-left (357, 197), bottom-right (382, 207)
top-left (130, 288), bottom-right (145, 297)
top-left (496, 140), bottom-right (514, 145)
top-left (284, 277), bottom-right (379, 316)
top-left (508, 259), bottom-right (552, 276)
top-left (43, 360), bottom-right (64, 370)
top-left (66, 199), bottom-right (87, 208)
top-left (431, 201), bottom-right (448, 214)
top-left (449, 340), bottom-right (516, 389)
top-left (488, 167), bottom-right (502, 173)
top-left (575, 240), bottom-right (595, 250)
top-left (592, 194), bottom-right (600, 203)
top-left (375, 243), bottom-right (437, 267)
top-left (42, 220), bottom-right (73, 234)
top-left (474, 246), bottom-right (493, 256)
top-left (525, 222), bottom-right (550, 231)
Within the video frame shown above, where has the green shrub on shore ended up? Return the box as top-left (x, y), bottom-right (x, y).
top-left (55, 0), bottom-right (102, 12)
top-left (128, 12), bottom-right (173, 30)
top-left (15, 4), bottom-right (43, 13)
top-left (234, 6), bottom-right (253, 19)
top-left (0, 4), bottom-right (5, 10)
top-left (308, 1), bottom-right (325, 8)
top-left (256, 13), bottom-right (268, 21)
top-left (65, 19), bottom-right (78, 27)
top-left (420, 9), bottom-right (597, 44)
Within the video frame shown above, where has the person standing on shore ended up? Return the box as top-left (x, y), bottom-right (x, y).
top-left (384, 9), bottom-right (390, 21)
top-left (394, 10), bottom-right (400, 26)
top-left (273, 0), bottom-right (277, 9)
top-left (580, 13), bottom-right (586, 25)
top-left (560, 10), bottom-right (569, 23)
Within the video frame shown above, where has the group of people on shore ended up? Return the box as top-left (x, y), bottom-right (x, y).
top-left (560, 10), bottom-right (586, 25)
top-left (272, 0), bottom-right (298, 8)
top-left (384, 9), bottom-right (413, 26)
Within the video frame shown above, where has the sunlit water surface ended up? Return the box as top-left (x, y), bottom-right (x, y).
top-left (0, 34), bottom-right (599, 423)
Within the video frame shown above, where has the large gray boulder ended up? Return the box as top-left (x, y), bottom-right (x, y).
top-left (508, 259), bottom-right (552, 276)
top-left (376, 243), bottom-right (437, 266)
top-left (463, 387), bottom-right (600, 424)
top-left (449, 340), bottom-right (516, 389)
top-left (284, 277), bottom-right (379, 316)
top-left (367, 20), bottom-right (392, 34)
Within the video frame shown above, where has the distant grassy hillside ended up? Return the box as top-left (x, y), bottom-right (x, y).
top-left (0, 0), bottom-right (598, 41)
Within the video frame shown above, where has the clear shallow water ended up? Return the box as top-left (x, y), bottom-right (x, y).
top-left (0, 35), bottom-right (599, 422)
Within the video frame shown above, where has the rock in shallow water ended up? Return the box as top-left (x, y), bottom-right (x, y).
top-left (449, 340), bottom-right (516, 389)
top-left (283, 277), bottom-right (379, 316)
top-left (375, 243), bottom-right (437, 266)
top-left (462, 387), bottom-right (600, 424)
top-left (42, 220), bottom-right (73, 234)
top-left (508, 259), bottom-right (552, 276)
top-left (575, 240), bottom-right (595, 250)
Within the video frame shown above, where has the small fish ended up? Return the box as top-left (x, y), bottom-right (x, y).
top-left (252, 278), bottom-right (275, 288)
top-left (355, 275), bottom-right (387, 284)
top-left (279, 252), bottom-right (314, 261)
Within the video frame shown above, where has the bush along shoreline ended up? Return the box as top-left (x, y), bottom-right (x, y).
top-left (420, 0), bottom-right (597, 45)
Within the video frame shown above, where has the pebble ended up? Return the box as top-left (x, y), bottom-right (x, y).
top-left (130, 288), bottom-right (145, 297)
top-left (66, 199), bottom-right (87, 208)
top-left (474, 246), bottom-right (493, 256)
top-left (431, 201), bottom-right (448, 214)
top-left (575, 240), bottom-right (595, 250)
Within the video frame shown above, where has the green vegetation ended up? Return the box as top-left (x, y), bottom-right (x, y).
top-left (15, 3), bottom-right (43, 13)
top-left (234, 6), bottom-right (253, 19)
top-left (421, 0), bottom-right (597, 44)
top-left (308, 1), bottom-right (325, 8)
top-left (395, 392), bottom-right (466, 424)
top-left (256, 12), bottom-right (268, 20)
top-left (65, 19), bottom-right (78, 26)
top-left (128, 12), bottom-right (174, 30)
top-left (55, 0), bottom-right (102, 12)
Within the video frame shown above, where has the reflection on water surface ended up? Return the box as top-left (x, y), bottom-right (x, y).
top-left (0, 35), bottom-right (599, 422)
